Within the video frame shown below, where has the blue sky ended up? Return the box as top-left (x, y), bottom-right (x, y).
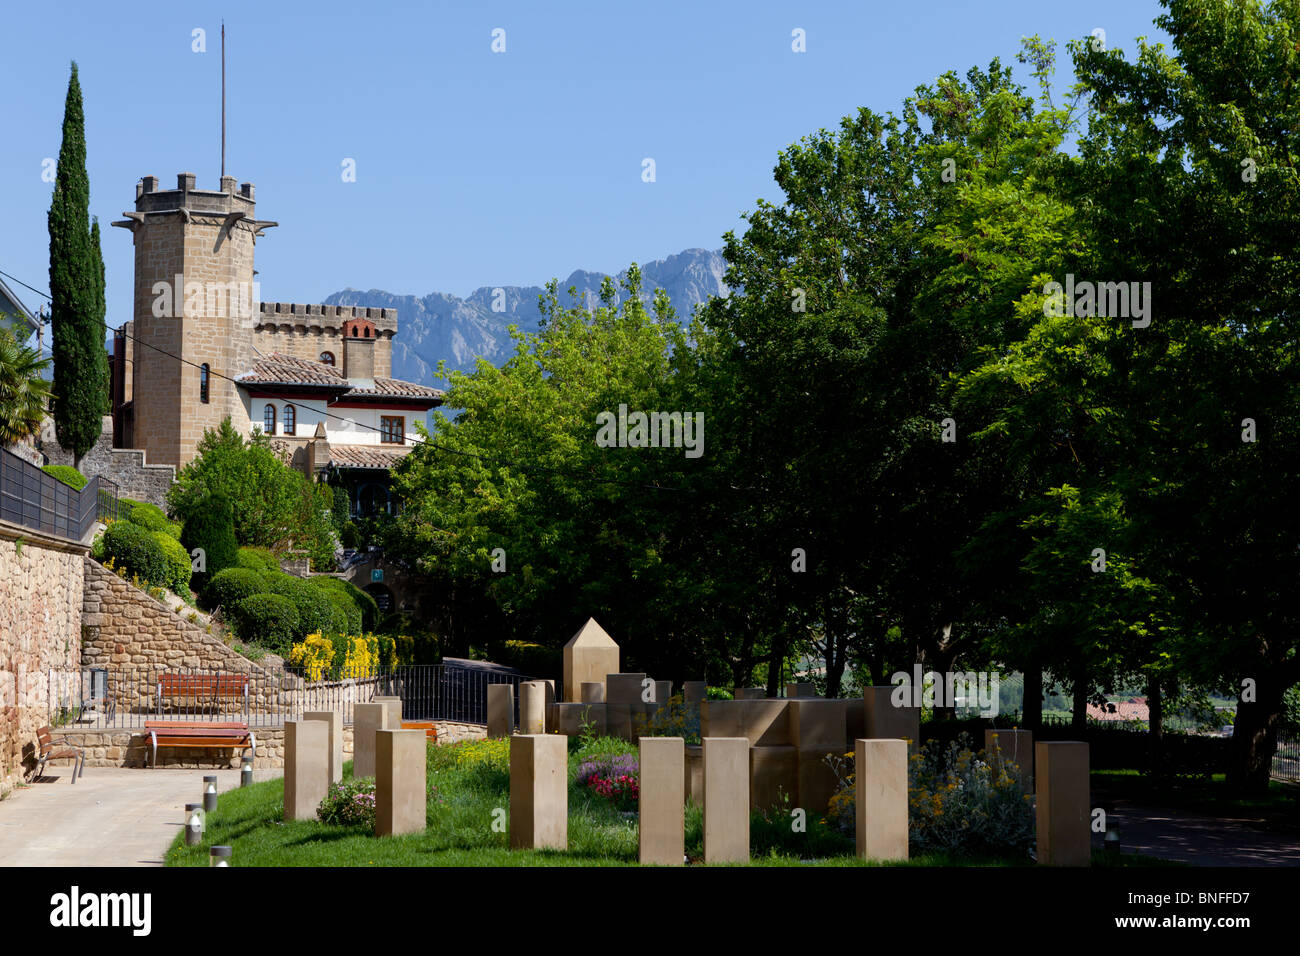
top-left (1, 0), bottom-right (1172, 334)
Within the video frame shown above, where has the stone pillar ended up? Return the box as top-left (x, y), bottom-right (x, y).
top-left (374, 695), bottom-right (402, 728)
top-left (639, 736), bottom-right (684, 865)
top-left (1036, 741), bottom-right (1090, 866)
top-left (653, 680), bottom-right (673, 706)
top-left (580, 682), bottom-right (604, 703)
top-left (682, 681), bottom-right (707, 705)
top-left (563, 617), bottom-right (620, 702)
top-left (985, 729), bottom-right (1034, 794)
top-left (304, 710), bottom-right (343, 784)
top-left (790, 699), bottom-right (847, 812)
top-left (733, 687), bottom-right (764, 700)
top-left (520, 681), bottom-right (547, 735)
top-left (785, 682), bottom-right (817, 698)
top-left (855, 738), bottom-right (908, 862)
top-left (284, 719), bottom-right (329, 821)
top-left (353, 702), bottom-right (389, 779)
top-left (509, 734), bottom-right (568, 850)
top-left (375, 729), bottom-right (426, 837)
top-left (703, 737), bottom-right (749, 863)
top-left (863, 686), bottom-right (920, 749)
top-left (487, 684), bottom-right (515, 738)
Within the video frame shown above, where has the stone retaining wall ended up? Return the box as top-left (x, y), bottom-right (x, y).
top-left (40, 416), bottom-right (175, 507)
top-left (0, 523), bottom-right (87, 793)
top-left (81, 558), bottom-right (302, 717)
top-left (54, 719), bottom-right (486, 770)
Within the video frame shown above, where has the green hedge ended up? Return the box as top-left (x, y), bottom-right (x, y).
top-left (317, 586), bottom-right (361, 634)
top-left (42, 465), bottom-right (88, 490)
top-left (312, 576), bottom-right (379, 632)
top-left (262, 572), bottom-right (335, 639)
top-left (235, 547), bottom-right (281, 574)
top-left (123, 499), bottom-right (181, 538)
top-left (204, 567), bottom-right (267, 611)
top-left (151, 530), bottom-right (193, 594)
top-left (103, 521), bottom-right (168, 587)
top-left (229, 593), bottom-right (300, 655)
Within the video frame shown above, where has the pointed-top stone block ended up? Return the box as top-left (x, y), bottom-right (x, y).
top-left (563, 617), bottom-right (620, 702)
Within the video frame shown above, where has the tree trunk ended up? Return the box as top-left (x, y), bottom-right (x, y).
top-left (1070, 671), bottom-right (1089, 733)
top-left (1022, 662), bottom-right (1043, 732)
top-left (1228, 671), bottom-right (1288, 795)
top-left (1147, 675), bottom-right (1163, 773)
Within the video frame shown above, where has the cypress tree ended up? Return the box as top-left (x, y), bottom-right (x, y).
top-left (47, 61), bottom-right (108, 468)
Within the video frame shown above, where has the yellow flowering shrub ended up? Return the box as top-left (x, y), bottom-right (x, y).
top-left (342, 634), bottom-right (380, 673)
top-left (633, 693), bottom-right (701, 744)
top-left (288, 631), bottom-right (336, 681)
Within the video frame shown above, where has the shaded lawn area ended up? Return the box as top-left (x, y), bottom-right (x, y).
top-left (166, 740), bottom-right (1177, 867)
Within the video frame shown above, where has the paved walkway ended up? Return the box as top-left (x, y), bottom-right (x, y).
top-left (0, 767), bottom-right (280, 867)
top-left (1093, 802), bottom-right (1300, 866)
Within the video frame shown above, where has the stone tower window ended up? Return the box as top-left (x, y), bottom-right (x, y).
top-left (352, 327), bottom-right (359, 337)
top-left (263, 404), bottom-right (276, 435)
top-left (364, 327), bottom-right (371, 338)
top-left (283, 404), bottom-right (296, 436)
top-left (320, 351), bottom-right (335, 367)
top-left (200, 364), bottom-right (210, 404)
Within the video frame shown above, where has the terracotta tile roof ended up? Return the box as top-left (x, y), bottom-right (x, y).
top-left (344, 377), bottom-right (444, 400)
top-left (327, 443), bottom-right (414, 469)
top-left (1087, 697), bottom-right (1150, 723)
top-left (236, 353), bottom-right (347, 387)
top-left (235, 354), bottom-right (443, 401)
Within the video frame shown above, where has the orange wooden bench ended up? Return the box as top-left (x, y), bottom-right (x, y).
top-left (401, 721), bottom-right (438, 742)
top-left (157, 672), bottom-right (249, 717)
top-left (34, 725), bottom-right (84, 783)
top-left (143, 720), bottom-right (255, 768)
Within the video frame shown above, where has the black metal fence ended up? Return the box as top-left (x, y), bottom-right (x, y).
top-left (0, 448), bottom-right (118, 542)
top-left (49, 663), bottom-right (538, 730)
top-left (1274, 732), bottom-right (1300, 783)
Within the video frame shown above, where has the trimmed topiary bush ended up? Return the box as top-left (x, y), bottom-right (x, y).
top-left (102, 521), bottom-right (168, 587)
top-left (314, 583), bottom-right (362, 634)
top-left (204, 567), bottom-right (267, 611)
top-left (262, 572), bottom-right (335, 639)
top-left (125, 500), bottom-right (181, 538)
top-left (229, 593), bottom-right (299, 655)
top-left (42, 464), bottom-right (87, 490)
top-left (151, 530), bottom-right (193, 595)
top-left (312, 576), bottom-right (379, 631)
top-left (235, 546), bottom-right (280, 574)
top-left (181, 492), bottom-right (238, 591)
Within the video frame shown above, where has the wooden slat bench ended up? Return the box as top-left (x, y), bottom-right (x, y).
top-left (401, 721), bottom-right (438, 742)
top-left (143, 721), bottom-right (255, 768)
top-left (34, 725), bottom-right (84, 783)
top-left (157, 673), bottom-right (249, 717)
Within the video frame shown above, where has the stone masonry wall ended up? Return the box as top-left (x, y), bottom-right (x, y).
top-left (41, 416), bottom-right (176, 507)
top-left (81, 558), bottom-right (300, 718)
top-left (62, 719), bottom-right (485, 770)
top-left (0, 523), bottom-right (86, 793)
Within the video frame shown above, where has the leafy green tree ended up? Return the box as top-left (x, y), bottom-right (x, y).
top-left (47, 62), bottom-right (108, 467)
top-left (168, 418), bottom-right (336, 568)
top-left (0, 326), bottom-right (52, 446)
top-left (181, 491), bottom-right (239, 591)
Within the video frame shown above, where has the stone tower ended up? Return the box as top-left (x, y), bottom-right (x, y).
top-left (112, 173), bottom-right (277, 468)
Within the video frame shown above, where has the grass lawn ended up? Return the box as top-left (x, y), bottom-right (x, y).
top-left (166, 737), bottom-right (1176, 867)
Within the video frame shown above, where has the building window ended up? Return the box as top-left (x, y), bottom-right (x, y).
top-left (351, 327), bottom-right (359, 337)
top-left (364, 327), bottom-right (371, 338)
top-left (380, 416), bottom-right (404, 444)
top-left (320, 351), bottom-right (335, 367)
top-left (263, 404), bottom-right (276, 435)
top-left (200, 364), bottom-right (210, 404)
top-left (283, 404), bottom-right (296, 436)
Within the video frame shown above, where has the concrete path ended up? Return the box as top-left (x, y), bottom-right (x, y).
top-left (0, 767), bottom-right (281, 867)
top-left (1092, 802), bottom-right (1300, 866)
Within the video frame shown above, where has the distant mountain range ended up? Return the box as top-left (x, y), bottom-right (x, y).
top-left (323, 247), bottom-right (728, 386)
